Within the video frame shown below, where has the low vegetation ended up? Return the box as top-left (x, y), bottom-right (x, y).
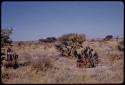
top-left (56, 33), bottom-right (86, 58)
top-left (104, 35), bottom-right (113, 41)
top-left (1, 32), bottom-right (124, 84)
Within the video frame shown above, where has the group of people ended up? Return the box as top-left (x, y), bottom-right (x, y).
top-left (1, 45), bottom-right (19, 69)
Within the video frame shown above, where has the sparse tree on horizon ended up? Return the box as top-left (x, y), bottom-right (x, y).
top-left (1, 28), bottom-right (13, 47)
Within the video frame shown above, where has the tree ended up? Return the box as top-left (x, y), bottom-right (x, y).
top-left (1, 28), bottom-right (13, 47)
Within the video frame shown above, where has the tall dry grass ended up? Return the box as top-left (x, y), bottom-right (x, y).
top-left (1, 39), bottom-right (124, 84)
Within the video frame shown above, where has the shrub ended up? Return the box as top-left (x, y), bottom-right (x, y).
top-left (104, 35), bottom-right (113, 41)
top-left (56, 33), bottom-right (86, 58)
top-left (38, 39), bottom-right (45, 43)
top-left (46, 37), bottom-right (57, 42)
top-left (39, 37), bottom-right (57, 43)
top-left (59, 33), bottom-right (86, 44)
top-left (17, 41), bottom-right (24, 47)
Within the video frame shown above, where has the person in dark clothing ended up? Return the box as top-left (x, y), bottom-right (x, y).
top-left (7, 47), bottom-right (13, 61)
top-left (13, 53), bottom-right (19, 69)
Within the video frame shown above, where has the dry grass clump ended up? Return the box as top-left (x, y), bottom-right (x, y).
top-left (18, 51), bottom-right (33, 66)
top-left (31, 55), bottom-right (53, 72)
top-left (108, 51), bottom-right (123, 62)
top-left (18, 46), bottom-right (55, 71)
top-left (56, 33), bottom-right (86, 58)
top-left (117, 40), bottom-right (124, 51)
top-left (16, 43), bottom-right (58, 68)
top-left (1, 68), bottom-right (18, 83)
top-left (1, 70), bottom-right (11, 82)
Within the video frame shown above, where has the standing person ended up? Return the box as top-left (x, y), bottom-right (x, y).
top-left (13, 52), bottom-right (19, 69)
top-left (7, 45), bottom-right (14, 62)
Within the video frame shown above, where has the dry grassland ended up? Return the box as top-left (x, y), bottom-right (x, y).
top-left (1, 39), bottom-right (124, 84)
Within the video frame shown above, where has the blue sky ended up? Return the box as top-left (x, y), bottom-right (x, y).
top-left (1, 1), bottom-right (124, 41)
